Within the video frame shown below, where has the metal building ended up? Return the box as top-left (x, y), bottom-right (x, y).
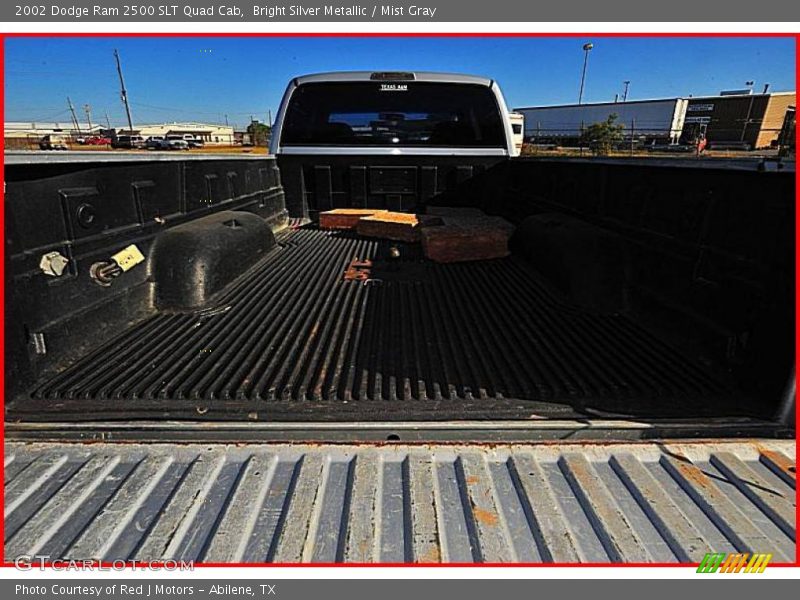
top-left (3, 122), bottom-right (106, 149)
top-left (514, 90), bottom-right (796, 150)
top-left (514, 98), bottom-right (689, 145)
top-left (123, 122), bottom-right (235, 145)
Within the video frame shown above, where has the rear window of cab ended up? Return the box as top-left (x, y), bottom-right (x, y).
top-left (280, 81), bottom-right (506, 147)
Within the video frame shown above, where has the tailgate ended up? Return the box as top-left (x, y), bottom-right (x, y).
top-left (4, 440), bottom-right (795, 563)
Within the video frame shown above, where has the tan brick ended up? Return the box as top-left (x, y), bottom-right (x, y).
top-left (319, 208), bottom-right (388, 230)
top-left (356, 212), bottom-right (442, 243)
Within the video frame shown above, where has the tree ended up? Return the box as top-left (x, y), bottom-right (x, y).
top-left (582, 113), bottom-right (625, 156)
top-left (246, 120), bottom-right (272, 146)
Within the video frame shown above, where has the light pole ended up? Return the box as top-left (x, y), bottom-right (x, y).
top-left (83, 104), bottom-right (93, 132)
top-left (741, 80), bottom-right (756, 143)
top-left (622, 80), bottom-right (631, 102)
top-left (578, 42), bottom-right (593, 105)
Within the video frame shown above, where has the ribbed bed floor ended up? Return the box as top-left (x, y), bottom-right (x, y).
top-left (15, 227), bottom-right (738, 421)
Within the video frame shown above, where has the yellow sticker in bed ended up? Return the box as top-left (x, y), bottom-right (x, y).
top-left (111, 244), bottom-right (145, 272)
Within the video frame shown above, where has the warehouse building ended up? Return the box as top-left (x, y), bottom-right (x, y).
top-left (5, 121), bottom-right (236, 148)
top-left (514, 90), bottom-right (796, 149)
top-left (4, 122), bottom-right (105, 148)
top-left (682, 91), bottom-right (796, 149)
top-left (515, 98), bottom-right (689, 145)
top-left (4, 122), bottom-right (106, 137)
top-left (121, 122), bottom-right (235, 145)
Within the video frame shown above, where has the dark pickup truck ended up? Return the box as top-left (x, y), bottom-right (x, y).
top-left (3, 72), bottom-right (795, 564)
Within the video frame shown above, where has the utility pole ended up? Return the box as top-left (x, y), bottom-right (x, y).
top-left (578, 42), bottom-right (593, 105)
top-left (622, 80), bottom-right (631, 102)
top-left (224, 114), bottom-right (229, 126)
top-left (83, 104), bottom-right (93, 131)
top-left (104, 110), bottom-right (111, 129)
top-left (268, 109), bottom-right (272, 126)
top-left (114, 49), bottom-right (135, 133)
top-left (67, 96), bottom-right (82, 135)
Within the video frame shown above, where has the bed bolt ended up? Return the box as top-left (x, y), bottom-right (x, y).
top-left (39, 251), bottom-right (70, 277)
top-left (89, 261), bottom-right (122, 287)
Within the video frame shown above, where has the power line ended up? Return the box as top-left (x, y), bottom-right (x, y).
top-left (5, 107), bottom-right (71, 122)
top-left (130, 101), bottom-right (219, 115)
top-left (130, 101), bottom-right (270, 118)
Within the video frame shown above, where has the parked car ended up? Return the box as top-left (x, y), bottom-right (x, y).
top-left (145, 135), bottom-right (166, 150)
top-left (84, 135), bottom-right (112, 146)
top-left (164, 134), bottom-right (190, 150)
top-left (182, 134), bottom-right (205, 148)
top-left (111, 134), bottom-right (145, 149)
top-left (38, 134), bottom-right (69, 150)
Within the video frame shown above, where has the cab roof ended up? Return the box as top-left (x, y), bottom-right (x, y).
top-left (292, 71), bottom-right (494, 87)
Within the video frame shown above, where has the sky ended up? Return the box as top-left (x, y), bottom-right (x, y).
top-left (3, 36), bottom-right (796, 129)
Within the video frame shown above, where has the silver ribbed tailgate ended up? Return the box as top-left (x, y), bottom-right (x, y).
top-left (4, 440), bottom-right (795, 563)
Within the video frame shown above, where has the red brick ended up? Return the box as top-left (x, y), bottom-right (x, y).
top-left (422, 217), bottom-right (514, 263)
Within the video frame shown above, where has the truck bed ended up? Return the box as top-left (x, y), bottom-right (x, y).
top-left (8, 226), bottom-right (742, 423)
top-left (4, 439), bottom-right (795, 563)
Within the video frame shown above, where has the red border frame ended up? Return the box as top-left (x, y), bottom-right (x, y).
top-left (0, 31), bottom-right (797, 571)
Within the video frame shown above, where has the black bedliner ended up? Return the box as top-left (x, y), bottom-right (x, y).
top-left (8, 226), bottom-right (744, 422)
top-left (5, 155), bottom-right (793, 430)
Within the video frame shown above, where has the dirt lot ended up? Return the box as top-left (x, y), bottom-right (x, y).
top-left (9, 142), bottom-right (270, 155)
top-left (520, 144), bottom-right (789, 160)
